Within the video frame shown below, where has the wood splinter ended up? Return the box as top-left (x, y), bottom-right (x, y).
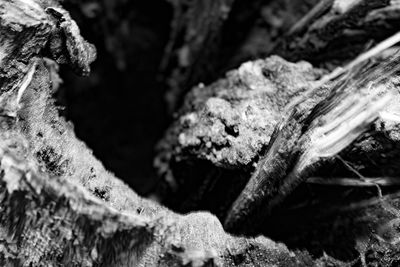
top-left (224, 33), bottom-right (400, 234)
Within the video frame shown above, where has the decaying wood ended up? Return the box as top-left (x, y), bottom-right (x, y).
top-left (227, 0), bottom-right (319, 69)
top-left (154, 56), bottom-right (324, 213)
top-left (224, 45), bottom-right (400, 233)
top-left (0, 136), bottom-right (319, 266)
top-left (161, 0), bottom-right (267, 113)
top-left (3, 0), bottom-right (400, 266)
top-left (153, 32), bottom-right (400, 266)
top-left (161, 0), bottom-right (234, 112)
top-left (230, 0), bottom-right (400, 71)
top-left (273, 0), bottom-right (400, 65)
top-left (0, 1), bottom-right (328, 266)
top-left (154, 51), bottom-right (400, 213)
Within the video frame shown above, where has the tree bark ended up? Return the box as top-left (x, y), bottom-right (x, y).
top-left (224, 0), bottom-right (400, 71)
top-left (0, 1), bottom-right (323, 266)
top-left (153, 21), bottom-right (400, 266)
top-left (3, 0), bottom-right (400, 266)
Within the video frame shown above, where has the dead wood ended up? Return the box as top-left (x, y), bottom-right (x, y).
top-left (224, 48), bottom-right (400, 233)
top-left (0, 0), bottom-right (324, 266)
top-left (153, 34), bottom-right (400, 265)
top-left (3, 0), bottom-right (400, 266)
top-left (160, 0), bottom-right (268, 113)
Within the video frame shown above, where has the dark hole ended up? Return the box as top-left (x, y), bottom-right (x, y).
top-left (59, 0), bottom-right (173, 195)
top-left (224, 124), bottom-right (239, 137)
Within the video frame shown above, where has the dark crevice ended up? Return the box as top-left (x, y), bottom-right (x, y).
top-left (51, 1), bottom-right (400, 265)
top-left (58, 0), bottom-right (173, 195)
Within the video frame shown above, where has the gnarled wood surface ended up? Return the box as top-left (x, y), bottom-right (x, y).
top-left (2, 0), bottom-right (400, 266)
top-left (0, 1), bottom-right (322, 266)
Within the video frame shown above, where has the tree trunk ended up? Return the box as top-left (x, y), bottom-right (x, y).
top-left (3, 0), bottom-right (400, 266)
top-left (153, 1), bottom-right (400, 265)
top-left (0, 1), bottom-right (322, 266)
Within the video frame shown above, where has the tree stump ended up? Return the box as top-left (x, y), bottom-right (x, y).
top-left (2, 0), bottom-right (400, 266)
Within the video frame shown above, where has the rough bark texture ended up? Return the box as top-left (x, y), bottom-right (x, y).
top-left (153, 40), bottom-right (400, 265)
top-left (154, 56), bottom-right (326, 214)
top-left (270, 0), bottom-right (400, 66)
top-left (224, 56), bottom-right (400, 233)
top-left (225, 0), bottom-right (400, 72)
top-left (160, 0), bottom-right (400, 124)
top-left (0, 134), bottom-right (317, 266)
top-left (51, 0), bottom-right (172, 194)
top-left (154, 54), bottom-right (400, 212)
top-left (3, 0), bottom-right (400, 266)
top-left (0, 0), bottom-right (329, 266)
top-left (272, 0), bottom-right (400, 64)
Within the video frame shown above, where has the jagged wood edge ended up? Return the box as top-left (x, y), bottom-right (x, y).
top-left (0, 1), bottom-right (322, 266)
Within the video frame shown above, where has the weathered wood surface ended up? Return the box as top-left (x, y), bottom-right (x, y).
top-left (224, 53), bottom-right (400, 233)
top-left (273, 0), bottom-right (400, 64)
top-left (272, 0), bottom-right (400, 66)
top-left (153, 32), bottom-right (400, 266)
top-left (3, 0), bottom-right (400, 266)
top-left (154, 54), bottom-right (400, 211)
top-left (0, 1), bottom-right (325, 266)
top-left (0, 132), bottom-right (317, 266)
top-left (228, 0), bottom-right (400, 70)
